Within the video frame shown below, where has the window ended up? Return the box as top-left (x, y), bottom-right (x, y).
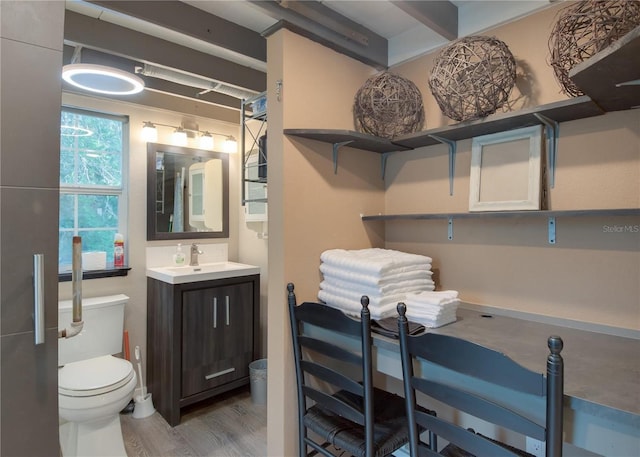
top-left (59, 107), bottom-right (128, 272)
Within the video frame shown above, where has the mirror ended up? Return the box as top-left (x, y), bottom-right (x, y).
top-left (147, 143), bottom-right (229, 240)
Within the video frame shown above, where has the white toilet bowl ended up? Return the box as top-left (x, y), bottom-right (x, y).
top-left (59, 355), bottom-right (136, 457)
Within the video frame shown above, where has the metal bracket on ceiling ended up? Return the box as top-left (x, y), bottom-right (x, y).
top-left (70, 45), bottom-right (83, 64)
top-left (448, 217), bottom-right (454, 241)
top-left (428, 134), bottom-right (457, 196)
top-left (534, 113), bottom-right (559, 188)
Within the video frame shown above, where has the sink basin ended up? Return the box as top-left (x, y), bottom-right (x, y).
top-left (146, 261), bottom-right (260, 284)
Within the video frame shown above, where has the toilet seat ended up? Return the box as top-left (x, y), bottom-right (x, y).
top-left (59, 355), bottom-right (134, 397)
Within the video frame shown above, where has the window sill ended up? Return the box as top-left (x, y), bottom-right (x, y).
top-left (58, 266), bottom-right (131, 282)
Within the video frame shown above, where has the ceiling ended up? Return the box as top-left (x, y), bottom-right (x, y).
top-left (63, 0), bottom-right (553, 114)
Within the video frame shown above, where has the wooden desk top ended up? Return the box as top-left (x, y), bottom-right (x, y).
top-left (373, 307), bottom-right (640, 426)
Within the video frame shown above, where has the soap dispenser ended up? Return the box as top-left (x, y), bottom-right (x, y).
top-left (173, 243), bottom-right (186, 266)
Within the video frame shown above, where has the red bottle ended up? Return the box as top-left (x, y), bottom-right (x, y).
top-left (114, 233), bottom-right (125, 267)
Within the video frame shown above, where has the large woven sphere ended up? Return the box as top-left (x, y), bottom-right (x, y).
top-left (549, 0), bottom-right (640, 97)
top-left (353, 72), bottom-right (424, 139)
top-left (428, 36), bottom-right (516, 122)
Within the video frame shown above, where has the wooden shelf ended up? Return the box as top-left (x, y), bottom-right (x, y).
top-left (284, 129), bottom-right (410, 153)
top-left (570, 26), bottom-right (640, 112)
top-left (284, 97), bottom-right (603, 185)
top-left (362, 208), bottom-right (640, 221)
top-left (284, 97), bottom-right (604, 154)
top-left (392, 96), bottom-right (603, 149)
top-left (362, 208), bottom-right (639, 244)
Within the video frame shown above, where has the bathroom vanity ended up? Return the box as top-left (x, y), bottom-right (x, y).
top-left (146, 262), bottom-right (260, 426)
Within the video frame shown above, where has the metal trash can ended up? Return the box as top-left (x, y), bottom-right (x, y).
top-left (249, 359), bottom-right (267, 405)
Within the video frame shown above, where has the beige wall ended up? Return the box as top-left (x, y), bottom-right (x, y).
top-left (266, 29), bottom-right (386, 456)
top-left (386, 3), bottom-right (640, 330)
top-left (58, 92), bottom-right (242, 369)
top-left (267, 4), bottom-right (639, 455)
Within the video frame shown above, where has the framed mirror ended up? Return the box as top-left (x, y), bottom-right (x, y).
top-left (147, 143), bottom-right (229, 240)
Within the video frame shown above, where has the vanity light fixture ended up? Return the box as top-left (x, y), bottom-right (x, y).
top-left (141, 121), bottom-right (237, 152)
top-left (62, 63), bottom-right (144, 95)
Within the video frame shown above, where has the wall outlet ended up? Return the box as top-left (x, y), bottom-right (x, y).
top-left (526, 437), bottom-right (545, 457)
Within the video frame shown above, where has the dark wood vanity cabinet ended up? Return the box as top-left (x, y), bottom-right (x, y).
top-left (147, 274), bottom-right (260, 426)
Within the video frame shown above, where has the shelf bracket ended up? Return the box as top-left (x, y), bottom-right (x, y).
top-left (548, 217), bottom-right (556, 245)
top-left (381, 153), bottom-right (390, 180)
top-left (448, 217), bottom-right (454, 240)
top-left (534, 113), bottom-right (559, 188)
top-left (332, 140), bottom-right (354, 174)
top-left (429, 134), bottom-right (457, 196)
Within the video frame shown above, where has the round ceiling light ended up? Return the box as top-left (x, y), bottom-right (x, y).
top-left (62, 64), bottom-right (144, 95)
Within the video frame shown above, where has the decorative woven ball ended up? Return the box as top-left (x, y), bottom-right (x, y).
top-left (548, 0), bottom-right (640, 97)
top-left (428, 36), bottom-right (516, 122)
top-left (353, 72), bottom-right (424, 139)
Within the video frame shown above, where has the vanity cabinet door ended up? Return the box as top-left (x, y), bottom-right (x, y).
top-left (181, 282), bottom-right (254, 398)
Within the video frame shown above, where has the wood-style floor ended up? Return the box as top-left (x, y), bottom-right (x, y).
top-left (121, 387), bottom-right (267, 457)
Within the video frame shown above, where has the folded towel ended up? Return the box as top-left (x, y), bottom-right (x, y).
top-left (320, 263), bottom-right (433, 287)
top-left (321, 248), bottom-right (432, 276)
top-left (317, 290), bottom-right (399, 320)
top-left (404, 290), bottom-right (459, 307)
top-left (406, 306), bottom-right (457, 320)
top-left (320, 278), bottom-right (434, 299)
top-left (408, 314), bottom-right (457, 328)
top-left (318, 286), bottom-right (407, 308)
top-left (403, 291), bottom-right (459, 328)
top-left (406, 303), bottom-right (458, 319)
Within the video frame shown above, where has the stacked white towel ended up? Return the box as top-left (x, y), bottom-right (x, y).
top-left (402, 290), bottom-right (459, 328)
top-left (318, 248), bottom-right (435, 320)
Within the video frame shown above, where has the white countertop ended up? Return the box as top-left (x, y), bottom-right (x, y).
top-left (146, 261), bottom-right (260, 284)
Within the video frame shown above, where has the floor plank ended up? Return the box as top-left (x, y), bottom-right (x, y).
top-left (121, 387), bottom-right (267, 457)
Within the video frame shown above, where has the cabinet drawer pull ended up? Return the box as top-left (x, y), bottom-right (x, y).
top-left (225, 295), bottom-right (230, 326)
top-left (213, 297), bottom-right (218, 328)
top-left (205, 367), bottom-right (235, 380)
top-left (213, 297), bottom-right (217, 328)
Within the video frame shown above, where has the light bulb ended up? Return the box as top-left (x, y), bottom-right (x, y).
top-left (141, 122), bottom-right (158, 142)
top-left (224, 135), bottom-right (238, 153)
top-left (199, 132), bottom-right (214, 149)
top-left (172, 128), bottom-right (188, 146)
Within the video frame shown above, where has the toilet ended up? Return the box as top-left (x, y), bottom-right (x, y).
top-left (58, 294), bottom-right (137, 457)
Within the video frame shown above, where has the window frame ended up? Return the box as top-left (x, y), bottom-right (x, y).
top-left (59, 106), bottom-right (130, 277)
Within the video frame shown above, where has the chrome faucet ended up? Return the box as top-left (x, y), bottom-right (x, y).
top-left (190, 243), bottom-right (203, 266)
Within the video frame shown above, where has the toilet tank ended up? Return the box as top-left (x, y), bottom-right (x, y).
top-left (58, 294), bottom-right (129, 366)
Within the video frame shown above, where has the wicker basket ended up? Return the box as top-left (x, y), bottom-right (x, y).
top-left (548, 0), bottom-right (640, 97)
top-left (353, 72), bottom-right (424, 139)
top-left (428, 36), bottom-right (516, 122)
